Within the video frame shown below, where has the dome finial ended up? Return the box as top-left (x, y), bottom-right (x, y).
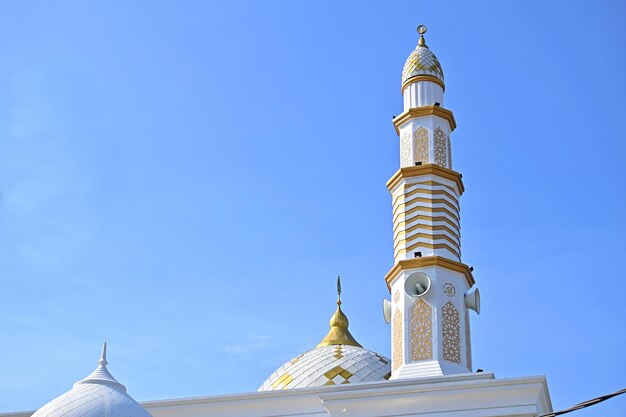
top-left (74, 342), bottom-right (126, 392)
top-left (417, 24), bottom-right (428, 48)
top-left (336, 274), bottom-right (342, 305)
top-left (99, 342), bottom-right (108, 367)
top-left (316, 276), bottom-right (362, 348)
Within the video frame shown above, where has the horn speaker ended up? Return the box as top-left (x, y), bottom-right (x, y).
top-left (382, 299), bottom-right (391, 324)
top-left (465, 288), bottom-right (481, 314)
top-left (404, 272), bottom-right (431, 297)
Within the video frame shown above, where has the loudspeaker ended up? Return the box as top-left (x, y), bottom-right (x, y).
top-left (465, 288), bottom-right (481, 314)
top-left (382, 299), bottom-right (392, 324)
top-left (404, 272), bottom-right (431, 297)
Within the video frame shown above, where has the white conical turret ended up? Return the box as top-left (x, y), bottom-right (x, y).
top-left (73, 342), bottom-right (126, 391)
top-left (31, 343), bottom-right (152, 417)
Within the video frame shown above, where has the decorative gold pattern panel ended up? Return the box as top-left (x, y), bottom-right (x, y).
top-left (465, 310), bottom-right (472, 371)
top-left (402, 45), bottom-right (444, 84)
top-left (323, 365), bottom-right (353, 385)
top-left (400, 132), bottom-right (412, 168)
top-left (409, 299), bottom-right (432, 361)
top-left (442, 301), bottom-right (461, 364)
top-left (271, 372), bottom-right (294, 389)
top-left (447, 134), bottom-right (452, 169)
top-left (434, 127), bottom-right (448, 167)
top-left (392, 308), bottom-right (403, 371)
top-left (413, 126), bottom-right (429, 165)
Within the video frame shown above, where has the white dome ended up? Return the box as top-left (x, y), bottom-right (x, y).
top-left (259, 278), bottom-right (391, 391)
top-left (32, 344), bottom-right (151, 417)
top-left (258, 344), bottom-right (390, 391)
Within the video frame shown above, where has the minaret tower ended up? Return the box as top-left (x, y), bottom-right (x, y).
top-left (385, 26), bottom-right (480, 379)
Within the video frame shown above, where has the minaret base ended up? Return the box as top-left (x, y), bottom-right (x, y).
top-left (390, 360), bottom-right (470, 380)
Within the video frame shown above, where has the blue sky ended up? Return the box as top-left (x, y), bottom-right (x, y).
top-left (1, 1), bottom-right (625, 416)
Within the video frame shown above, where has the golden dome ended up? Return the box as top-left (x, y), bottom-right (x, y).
top-left (402, 25), bottom-right (444, 87)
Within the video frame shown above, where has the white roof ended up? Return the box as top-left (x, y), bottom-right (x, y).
top-left (258, 344), bottom-right (390, 391)
top-left (31, 344), bottom-right (151, 417)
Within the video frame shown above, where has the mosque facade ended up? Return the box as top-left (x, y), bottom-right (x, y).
top-left (2, 26), bottom-right (553, 417)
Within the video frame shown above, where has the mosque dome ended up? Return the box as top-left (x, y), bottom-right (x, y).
top-left (401, 25), bottom-right (444, 88)
top-left (259, 278), bottom-right (391, 391)
top-left (32, 344), bottom-right (152, 417)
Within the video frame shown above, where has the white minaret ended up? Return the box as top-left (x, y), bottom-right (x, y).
top-left (386, 25), bottom-right (480, 379)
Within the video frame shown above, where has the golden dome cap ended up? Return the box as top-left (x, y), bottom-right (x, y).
top-left (317, 276), bottom-right (361, 348)
top-left (402, 25), bottom-right (444, 87)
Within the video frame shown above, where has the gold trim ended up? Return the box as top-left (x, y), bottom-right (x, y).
top-left (385, 256), bottom-right (475, 290)
top-left (393, 186), bottom-right (458, 207)
top-left (394, 187), bottom-right (460, 209)
top-left (394, 180), bottom-right (458, 198)
top-left (416, 180), bottom-right (458, 193)
top-left (394, 213), bottom-right (459, 233)
top-left (394, 232), bottom-right (460, 252)
top-left (387, 164), bottom-right (464, 195)
top-left (393, 106), bottom-right (456, 135)
top-left (271, 372), bottom-right (294, 389)
top-left (396, 222), bottom-right (459, 239)
top-left (393, 215), bottom-right (460, 236)
top-left (393, 196), bottom-right (459, 217)
top-left (402, 75), bottom-right (446, 93)
top-left (395, 241), bottom-right (461, 259)
top-left (393, 204), bottom-right (459, 224)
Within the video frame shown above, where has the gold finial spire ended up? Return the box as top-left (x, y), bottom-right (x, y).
top-left (417, 24), bottom-right (428, 48)
top-left (316, 275), bottom-right (362, 348)
top-left (337, 275), bottom-right (341, 303)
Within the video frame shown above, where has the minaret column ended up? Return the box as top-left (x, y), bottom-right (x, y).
top-left (386, 26), bottom-right (479, 380)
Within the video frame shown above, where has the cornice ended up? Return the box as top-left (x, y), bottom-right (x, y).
top-left (401, 74), bottom-right (446, 93)
top-left (384, 256), bottom-right (475, 290)
top-left (386, 164), bottom-right (464, 195)
top-left (392, 106), bottom-right (456, 135)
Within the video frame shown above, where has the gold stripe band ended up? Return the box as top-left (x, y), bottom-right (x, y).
top-left (387, 165), bottom-right (464, 195)
top-left (401, 75), bottom-right (446, 93)
top-left (395, 241), bottom-right (461, 259)
top-left (396, 185), bottom-right (458, 205)
top-left (394, 232), bottom-right (461, 252)
top-left (393, 214), bottom-right (460, 234)
top-left (392, 187), bottom-right (459, 209)
top-left (393, 196), bottom-right (459, 216)
top-left (393, 181), bottom-right (459, 200)
top-left (393, 204), bottom-right (459, 223)
top-left (385, 256), bottom-right (475, 290)
top-left (395, 223), bottom-right (460, 241)
top-left (392, 105), bottom-right (456, 134)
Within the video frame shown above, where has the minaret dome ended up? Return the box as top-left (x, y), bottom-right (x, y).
top-left (401, 25), bottom-right (445, 110)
